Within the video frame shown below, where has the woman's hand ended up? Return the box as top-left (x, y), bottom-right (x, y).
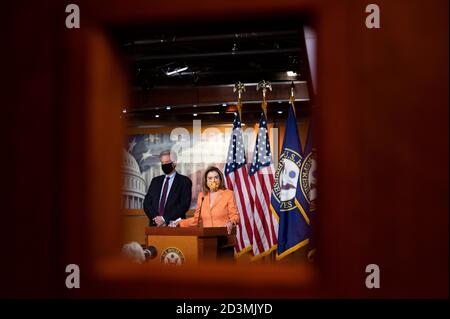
top-left (168, 220), bottom-right (180, 227)
top-left (225, 221), bottom-right (235, 235)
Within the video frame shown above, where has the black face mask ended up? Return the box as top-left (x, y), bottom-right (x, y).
top-left (161, 162), bottom-right (174, 175)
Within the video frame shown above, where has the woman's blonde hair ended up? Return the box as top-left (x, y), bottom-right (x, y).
top-left (202, 166), bottom-right (227, 194)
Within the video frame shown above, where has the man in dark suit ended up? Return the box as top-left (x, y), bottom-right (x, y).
top-left (143, 150), bottom-right (192, 226)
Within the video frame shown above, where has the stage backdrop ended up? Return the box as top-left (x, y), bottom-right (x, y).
top-left (122, 121), bottom-right (283, 210)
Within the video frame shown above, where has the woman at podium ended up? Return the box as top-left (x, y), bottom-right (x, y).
top-left (170, 166), bottom-right (239, 234)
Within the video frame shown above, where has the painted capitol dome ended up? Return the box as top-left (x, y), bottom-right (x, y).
top-left (122, 149), bottom-right (147, 209)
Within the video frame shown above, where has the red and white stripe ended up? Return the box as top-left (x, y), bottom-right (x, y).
top-left (225, 165), bottom-right (254, 255)
top-left (249, 164), bottom-right (278, 258)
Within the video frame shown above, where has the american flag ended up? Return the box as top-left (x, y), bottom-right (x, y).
top-left (249, 111), bottom-right (278, 259)
top-left (224, 111), bottom-right (255, 256)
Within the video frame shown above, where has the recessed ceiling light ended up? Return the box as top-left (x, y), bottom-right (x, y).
top-left (193, 113), bottom-right (198, 117)
top-left (166, 66), bottom-right (188, 76)
top-left (222, 103), bottom-right (227, 107)
top-left (277, 111), bottom-right (283, 114)
top-left (122, 108), bottom-right (127, 113)
top-left (166, 106), bottom-right (171, 110)
top-left (286, 71), bottom-right (297, 77)
top-left (155, 115), bottom-right (160, 118)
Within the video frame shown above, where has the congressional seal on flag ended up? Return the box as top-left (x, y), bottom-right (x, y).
top-left (271, 96), bottom-right (312, 260)
top-left (272, 149), bottom-right (302, 211)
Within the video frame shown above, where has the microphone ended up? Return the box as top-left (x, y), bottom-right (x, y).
top-left (122, 242), bottom-right (155, 263)
top-left (143, 245), bottom-right (157, 261)
top-left (197, 196), bottom-right (204, 228)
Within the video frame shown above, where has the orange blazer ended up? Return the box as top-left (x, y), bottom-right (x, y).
top-left (180, 189), bottom-right (240, 228)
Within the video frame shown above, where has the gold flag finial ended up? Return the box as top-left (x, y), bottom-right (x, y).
top-left (257, 80), bottom-right (272, 101)
top-left (233, 81), bottom-right (246, 101)
top-left (257, 80), bottom-right (272, 117)
top-left (233, 81), bottom-right (245, 119)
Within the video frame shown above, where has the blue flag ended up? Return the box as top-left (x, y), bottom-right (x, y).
top-left (271, 98), bottom-right (313, 260)
top-left (301, 121), bottom-right (317, 261)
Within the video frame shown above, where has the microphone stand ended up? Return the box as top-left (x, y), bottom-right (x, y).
top-left (197, 196), bottom-right (205, 228)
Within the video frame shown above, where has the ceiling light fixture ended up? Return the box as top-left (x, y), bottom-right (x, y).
top-left (286, 71), bottom-right (297, 77)
top-left (166, 66), bottom-right (188, 76)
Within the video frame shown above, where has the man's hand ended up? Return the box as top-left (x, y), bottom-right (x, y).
top-left (153, 216), bottom-right (166, 227)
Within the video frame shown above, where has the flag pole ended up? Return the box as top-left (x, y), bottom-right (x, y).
top-left (290, 80), bottom-right (296, 116)
top-left (233, 81), bottom-right (245, 121)
top-left (257, 80), bottom-right (272, 118)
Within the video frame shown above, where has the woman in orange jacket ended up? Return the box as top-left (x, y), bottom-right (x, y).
top-left (170, 166), bottom-right (239, 234)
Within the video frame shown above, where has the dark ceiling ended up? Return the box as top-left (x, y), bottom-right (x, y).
top-left (113, 16), bottom-right (310, 89)
top-left (111, 16), bottom-right (313, 123)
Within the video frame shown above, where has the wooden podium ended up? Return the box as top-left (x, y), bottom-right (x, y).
top-left (145, 227), bottom-right (235, 265)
